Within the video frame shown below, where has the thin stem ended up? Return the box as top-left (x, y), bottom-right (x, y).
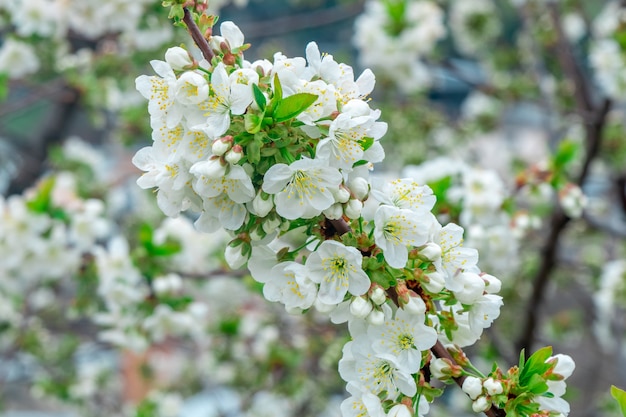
top-left (183, 7), bottom-right (215, 62)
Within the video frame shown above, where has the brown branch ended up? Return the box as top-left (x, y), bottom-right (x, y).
top-left (183, 7), bottom-right (215, 62)
top-left (515, 2), bottom-right (612, 352)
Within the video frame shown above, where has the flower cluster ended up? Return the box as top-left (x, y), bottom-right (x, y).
top-left (589, 1), bottom-right (626, 98)
top-left (0, 173), bottom-right (110, 339)
top-left (130, 17), bottom-right (542, 416)
top-left (459, 349), bottom-right (575, 417)
top-left (353, 0), bottom-right (446, 91)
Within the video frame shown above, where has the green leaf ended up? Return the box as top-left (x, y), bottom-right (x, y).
top-left (26, 177), bottom-right (56, 214)
top-left (274, 93), bottom-right (318, 123)
top-left (526, 373), bottom-right (549, 395)
top-left (252, 83), bottom-right (266, 112)
top-left (553, 139), bottom-right (579, 170)
top-left (611, 385), bottom-right (626, 417)
top-left (520, 346), bottom-right (553, 386)
top-left (247, 138), bottom-right (261, 164)
top-left (273, 73), bottom-right (283, 101)
top-left (168, 3), bottom-right (184, 20)
top-left (0, 72), bottom-right (8, 102)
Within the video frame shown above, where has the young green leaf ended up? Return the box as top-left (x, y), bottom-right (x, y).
top-left (274, 93), bottom-right (318, 123)
top-left (273, 73), bottom-right (283, 101)
top-left (252, 83), bottom-right (266, 112)
top-left (611, 385), bottom-right (626, 417)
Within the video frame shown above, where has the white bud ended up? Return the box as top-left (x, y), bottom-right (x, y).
top-left (402, 295), bottom-right (426, 315)
top-left (462, 376), bottom-right (483, 400)
top-left (348, 176), bottom-right (369, 200)
top-left (225, 150), bottom-right (241, 164)
top-left (349, 296), bottom-right (373, 318)
top-left (481, 273), bottom-right (502, 294)
top-left (423, 271), bottom-right (445, 293)
top-left (472, 396), bottom-right (490, 413)
top-left (344, 199), bottom-right (363, 219)
top-left (387, 404), bottom-right (412, 417)
top-left (483, 378), bottom-right (503, 395)
top-left (165, 46), bottom-right (193, 70)
top-left (224, 243), bottom-right (249, 269)
top-left (429, 358), bottom-right (451, 380)
top-left (211, 138), bottom-right (231, 156)
top-left (367, 309), bottom-right (385, 326)
top-left (262, 216), bottom-right (281, 234)
top-left (251, 192), bottom-right (274, 218)
top-left (370, 286), bottom-right (387, 305)
top-left (420, 242), bottom-right (442, 261)
top-left (152, 276), bottom-right (171, 294)
top-left (249, 226), bottom-right (266, 241)
top-left (190, 157), bottom-right (226, 179)
top-left (323, 203), bottom-right (344, 220)
top-left (332, 187), bottom-right (351, 204)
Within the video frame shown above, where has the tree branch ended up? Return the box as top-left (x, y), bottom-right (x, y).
top-left (183, 7), bottom-right (215, 62)
top-left (516, 2), bottom-right (612, 352)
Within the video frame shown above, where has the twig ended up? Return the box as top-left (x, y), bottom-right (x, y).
top-left (515, 2), bottom-right (611, 352)
top-left (183, 7), bottom-right (215, 62)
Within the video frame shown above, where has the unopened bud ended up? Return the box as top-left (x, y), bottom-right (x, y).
top-left (323, 203), bottom-right (344, 220)
top-left (332, 187), bottom-right (351, 204)
top-left (472, 396), bottom-right (490, 413)
top-left (262, 216), bottom-right (281, 235)
top-left (252, 192), bottom-right (274, 218)
top-left (224, 240), bottom-right (250, 269)
top-left (348, 176), bottom-right (369, 200)
top-left (423, 271), bottom-right (445, 293)
top-left (225, 145), bottom-right (243, 164)
top-left (402, 294), bottom-right (426, 315)
top-left (462, 376), bottom-right (483, 400)
top-left (344, 199), bottom-right (363, 219)
top-left (419, 242), bottom-right (442, 261)
top-left (367, 309), bottom-right (385, 326)
top-left (249, 225), bottom-right (266, 241)
top-left (387, 404), bottom-right (412, 417)
top-left (483, 377), bottom-right (503, 396)
top-left (349, 296), bottom-right (372, 318)
top-left (190, 157), bottom-right (226, 179)
top-left (429, 358), bottom-right (457, 380)
top-left (369, 285), bottom-right (387, 305)
top-left (212, 136), bottom-right (232, 156)
top-left (165, 46), bottom-right (194, 70)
